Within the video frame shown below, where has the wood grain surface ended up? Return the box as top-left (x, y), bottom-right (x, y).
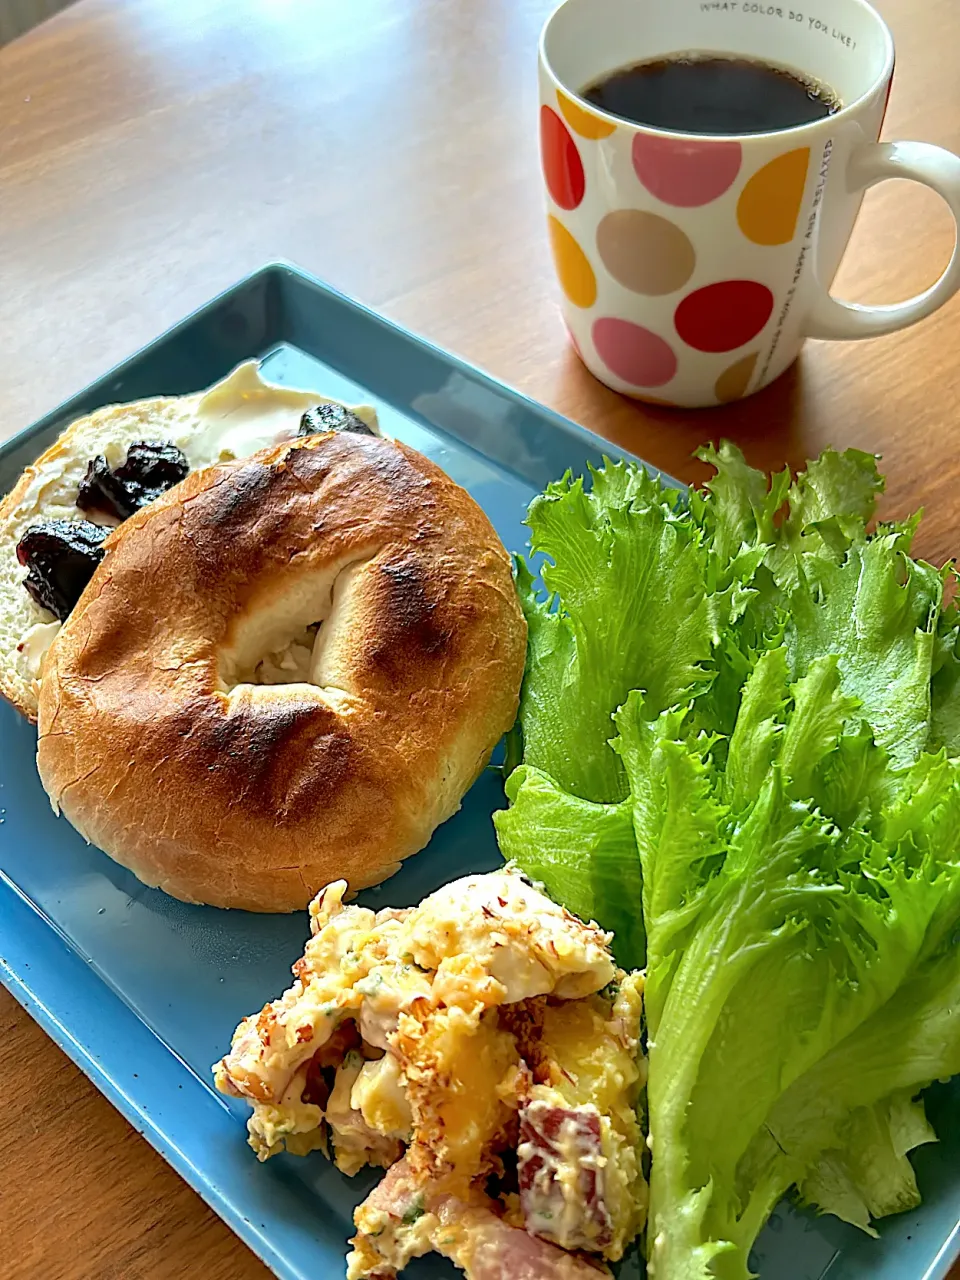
top-left (1, 0), bottom-right (959, 1276)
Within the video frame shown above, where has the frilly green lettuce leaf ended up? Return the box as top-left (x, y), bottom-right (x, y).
top-left (613, 694), bottom-right (726, 1031)
top-left (688, 441), bottom-right (788, 575)
top-left (930, 577), bottom-right (960, 755)
top-left (808, 724), bottom-right (894, 833)
top-left (765, 447), bottom-right (884, 590)
top-left (786, 531), bottom-right (942, 768)
top-left (516, 467), bottom-right (713, 802)
top-left (798, 1091), bottom-right (937, 1234)
top-left (494, 445), bottom-right (960, 1280)
top-left (720, 646), bottom-right (789, 810)
top-left (621, 691), bottom-right (960, 1277)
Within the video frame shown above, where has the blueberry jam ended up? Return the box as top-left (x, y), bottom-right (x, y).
top-left (298, 404), bottom-right (375, 438)
top-left (16, 520), bottom-right (110, 620)
top-left (77, 440), bottom-right (189, 521)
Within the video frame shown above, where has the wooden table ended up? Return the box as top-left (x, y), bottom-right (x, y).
top-left (1, 0), bottom-right (959, 1276)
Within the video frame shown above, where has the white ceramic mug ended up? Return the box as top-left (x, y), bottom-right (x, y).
top-left (539, 0), bottom-right (960, 407)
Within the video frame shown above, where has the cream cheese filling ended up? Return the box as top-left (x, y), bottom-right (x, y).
top-left (16, 619), bottom-right (62, 681)
top-left (181, 360), bottom-right (378, 468)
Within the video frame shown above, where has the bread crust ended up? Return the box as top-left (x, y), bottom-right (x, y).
top-left (36, 433), bottom-right (526, 911)
top-left (0, 438), bottom-right (66, 718)
top-left (0, 393), bottom-right (204, 719)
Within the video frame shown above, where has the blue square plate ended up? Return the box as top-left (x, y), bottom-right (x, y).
top-left (0, 264), bottom-right (957, 1280)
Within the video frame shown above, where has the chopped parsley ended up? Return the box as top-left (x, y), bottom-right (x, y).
top-left (402, 1196), bottom-right (426, 1225)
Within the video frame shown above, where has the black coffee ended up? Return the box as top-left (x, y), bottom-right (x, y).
top-left (582, 54), bottom-right (840, 135)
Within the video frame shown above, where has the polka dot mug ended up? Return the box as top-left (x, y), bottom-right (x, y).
top-left (540, 0), bottom-right (960, 407)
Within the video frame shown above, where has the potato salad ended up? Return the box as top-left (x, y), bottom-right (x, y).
top-left (214, 870), bottom-right (646, 1279)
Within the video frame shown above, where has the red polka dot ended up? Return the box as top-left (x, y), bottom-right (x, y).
top-left (541, 106), bottom-right (585, 210)
top-left (674, 280), bottom-right (774, 353)
top-left (632, 134), bottom-right (741, 207)
top-left (592, 317), bottom-right (677, 387)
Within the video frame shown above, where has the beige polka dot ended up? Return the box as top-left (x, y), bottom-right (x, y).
top-left (715, 352), bottom-right (758, 403)
top-left (596, 210), bottom-right (696, 296)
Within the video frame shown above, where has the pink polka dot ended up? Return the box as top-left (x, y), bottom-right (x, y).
top-left (541, 106), bottom-right (585, 210)
top-left (592, 317), bottom-right (677, 387)
top-left (632, 134), bottom-right (742, 207)
top-left (675, 280), bottom-right (774, 353)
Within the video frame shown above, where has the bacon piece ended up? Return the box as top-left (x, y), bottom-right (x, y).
top-left (350, 1163), bottom-right (612, 1280)
top-left (432, 1196), bottom-right (611, 1279)
top-left (316, 1018), bottom-right (362, 1068)
top-left (347, 1158), bottom-right (431, 1280)
top-left (300, 1056), bottom-right (329, 1109)
top-left (362, 1155), bottom-right (424, 1219)
top-left (517, 1101), bottom-right (612, 1252)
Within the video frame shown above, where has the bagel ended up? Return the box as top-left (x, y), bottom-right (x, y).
top-left (35, 431), bottom-right (527, 911)
top-left (0, 361), bottom-right (378, 720)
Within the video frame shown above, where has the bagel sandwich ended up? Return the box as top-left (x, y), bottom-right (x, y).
top-left (36, 429), bottom-right (527, 911)
top-left (0, 361), bottom-right (379, 720)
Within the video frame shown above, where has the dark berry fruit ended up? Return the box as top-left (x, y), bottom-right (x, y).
top-left (298, 404), bottom-right (375, 438)
top-left (76, 454), bottom-right (131, 520)
top-left (116, 441), bottom-right (190, 491)
top-left (16, 520), bottom-right (109, 620)
top-left (77, 440), bottom-right (189, 520)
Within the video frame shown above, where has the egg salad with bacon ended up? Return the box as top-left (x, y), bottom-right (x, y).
top-left (214, 870), bottom-right (647, 1279)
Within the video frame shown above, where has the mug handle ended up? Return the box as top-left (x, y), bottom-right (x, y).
top-left (806, 141), bottom-right (960, 340)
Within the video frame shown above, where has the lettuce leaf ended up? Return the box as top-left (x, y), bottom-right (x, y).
top-left (930, 579), bottom-right (960, 755)
top-left (496, 444), bottom-right (960, 1278)
top-left (798, 1091), bottom-right (937, 1234)
top-left (515, 465), bottom-right (713, 803)
top-left (785, 529), bottom-right (943, 768)
top-left (618, 687), bottom-right (960, 1279)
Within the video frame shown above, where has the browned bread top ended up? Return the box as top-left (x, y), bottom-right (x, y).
top-left (36, 431), bottom-right (526, 911)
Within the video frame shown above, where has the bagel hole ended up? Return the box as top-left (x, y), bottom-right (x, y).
top-left (250, 622), bottom-right (321, 685)
top-left (217, 554), bottom-right (376, 692)
top-left (221, 621), bottom-right (323, 688)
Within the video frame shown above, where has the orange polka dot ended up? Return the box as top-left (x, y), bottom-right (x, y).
top-left (548, 216), bottom-right (597, 308)
top-left (737, 149), bottom-right (810, 246)
top-left (715, 352), bottom-right (759, 402)
top-left (557, 89), bottom-right (617, 139)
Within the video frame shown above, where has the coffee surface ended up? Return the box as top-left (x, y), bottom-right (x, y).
top-left (582, 54), bottom-right (840, 135)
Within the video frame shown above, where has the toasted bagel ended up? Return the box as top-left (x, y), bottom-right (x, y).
top-left (36, 432), bottom-right (526, 910)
